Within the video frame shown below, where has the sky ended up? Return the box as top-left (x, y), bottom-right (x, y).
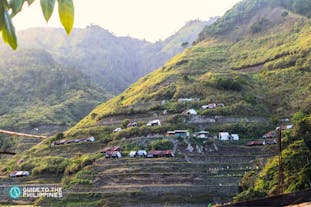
top-left (14, 0), bottom-right (241, 42)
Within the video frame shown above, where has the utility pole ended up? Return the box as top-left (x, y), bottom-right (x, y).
top-left (277, 128), bottom-right (283, 195)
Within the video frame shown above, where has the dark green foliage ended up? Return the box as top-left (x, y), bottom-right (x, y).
top-left (176, 59), bottom-right (189, 66)
top-left (30, 156), bottom-right (70, 176)
top-left (216, 78), bottom-right (243, 91)
top-left (55, 132), bottom-right (64, 140)
top-left (250, 18), bottom-right (270, 34)
top-left (64, 154), bottom-right (100, 175)
top-left (122, 119), bottom-right (131, 129)
top-left (239, 171), bottom-right (257, 192)
top-left (234, 188), bottom-right (267, 203)
top-left (149, 139), bottom-right (174, 150)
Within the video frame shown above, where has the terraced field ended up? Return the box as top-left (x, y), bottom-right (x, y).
top-left (53, 144), bottom-right (277, 207)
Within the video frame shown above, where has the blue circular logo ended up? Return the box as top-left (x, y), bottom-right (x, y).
top-left (9, 186), bottom-right (22, 199)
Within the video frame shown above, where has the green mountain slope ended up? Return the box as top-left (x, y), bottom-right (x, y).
top-left (0, 48), bottom-right (107, 132)
top-left (69, 3), bottom-right (311, 133)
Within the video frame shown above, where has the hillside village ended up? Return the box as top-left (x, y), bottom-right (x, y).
top-left (0, 0), bottom-right (311, 206)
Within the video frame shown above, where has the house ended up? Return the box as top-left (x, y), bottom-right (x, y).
top-left (178, 98), bottom-right (200, 103)
top-left (9, 171), bottom-right (29, 177)
top-left (264, 139), bottom-right (277, 145)
top-left (51, 139), bottom-right (68, 146)
top-left (101, 146), bottom-right (121, 153)
top-left (127, 122), bottom-right (138, 128)
top-left (163, 110), bottom-right (168, 115)
top-left (52, 137), bottom-right (95, 146)
top-left (231, 134), bottom-right (239, 141)
top-left (129, 151), bottom-right (137, 158)
top-left (113, 128), bottom-right (122, 132)
top-left (246, 140), bottom-right (264, 146)
top-left (147, 120), bottom-right (161, 126)
top-left (194, 131), bottom-right (209, 138)
top-left (202, 103), bottom-right (224, 109)
top-left (79, 136), bottom-right (95, 143)
top-left (147, 150), bottom-right (174, 158)
top-left (174, 130), bottom-right (190, 138)
top-left (105, 151), bottom-right (122, 158)
top-left (137, 150), bottom-right (147, 157)
top-left (276, 125), bottom-right (293, 130)
top-left (280, 118), bottom-right (290, 122)
top-left (202, 103), bottom-right (217, 109)
top-left (101, 146), bottom-right (122, 158)
top-left (263, 131), bottom-right (277, 139)
top-left (182, 109), bottom-right (197, 115)
top-left (147, 150), bottom-right (162, 158)
top-left (219, 132), bottom-right (230, 141)
top-left (166, 131), bottom-right (176, 136)
top-left (162, 150), bottom-right (174, 157)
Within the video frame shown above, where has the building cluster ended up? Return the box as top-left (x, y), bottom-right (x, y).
top-left (51, 136), bottom-right (95, 146)
top-left (101, 146), bottom-right (174, 159)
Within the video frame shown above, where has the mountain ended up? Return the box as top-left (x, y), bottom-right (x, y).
top-left (0, 20), bottom-right (210, 151)
top-left (70, 2), bottom-right (311, 132)
top-left (15, 20), bottom-right (212, 94)
top-left (0, 47), bottom-right (108, 132)
top-left (1, 0), bottom-right (311, 206)
top-left (0, 19), bottom-right (213, 156)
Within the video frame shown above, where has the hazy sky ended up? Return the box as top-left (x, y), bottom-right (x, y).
top-left (14, 0), bottom-right (241, 42)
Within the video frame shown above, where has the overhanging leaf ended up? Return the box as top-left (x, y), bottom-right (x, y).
top-left (58, 0), bottom-right (74, 34)
top-left (26, 0), bottom-right (35, 6)
top-left (9, 0), bottom-right (24, 17)
top-left (40, 0), bottom-right (55, 22)
top-left (2, 10), bottom-right (17, 49)
top-left (0, 1), bottom-right (5, 30)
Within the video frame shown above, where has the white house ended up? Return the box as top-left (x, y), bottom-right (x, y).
top-left (182, 109), bottom-right (197, 115)
top-left (137, 150), bottom-right (147, 157)
top-left (113, 128), bottom-right (122, 132)
top-left (127, 122), bottom-right (138, 128)
top-left (174, 130), bottom-right (190, 138)
top-left (129, 151), bottom-right (137, 158)
top-left (231, 134), bottom-right (239, 141)
top-left (10, 171), bottom-right (30, 177)
top-left (195, 131), bottom-right (209, 138)
top-left (219, 132), bottom-right (230, 141)
top-left (147, 120), bottom-right (161, 126)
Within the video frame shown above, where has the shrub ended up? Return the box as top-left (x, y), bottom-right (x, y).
top-left (216, 78), bottom-right (243, 91)
top-left (149, 139), bottom-right (173, 150)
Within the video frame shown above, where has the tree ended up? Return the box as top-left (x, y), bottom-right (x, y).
top-left (0, 0), bottom-right (74, 49)
top-left (181, 41), bottom-right (188, 48)
top-left (55, 132), bottom-right (64, 140)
